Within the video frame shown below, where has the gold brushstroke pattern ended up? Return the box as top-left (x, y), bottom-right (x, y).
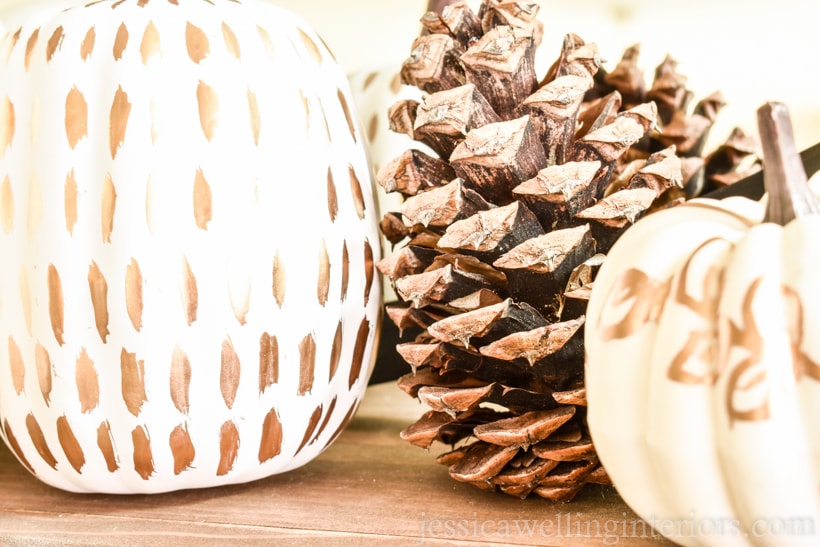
top-left (363, 239), bottom-right (375, 306)
top-left (88, 262), bottom-right (110, 342)
top-left (272, 252), bottom-right (286, 308)
top-left (295, 404), bottom-right (322, 455)
top-left (101, 173), bottom-right (116, 242)
top-left (76, 348), bottom-right (99, 413)
top-left (170, 347), bottom-right (191, 415)
top-left (113, 22), bottom-right (128, 60)
top-left (340, 242), bottom-right (350, 301)
top-left (258, 407), bottom-right (282, 463)
top-left (597, 268), bottom-right (671, 342)
top-left (326, 167), bottom-right (338, 222)
top-left (140, 20), bottom-right (161, 64)
top-left (258, 332), bottom-right (279, 393)
top-left (109, 86), bottom-right (131, 158)
top-left (24, 28), bottom-right (39, 71)
top-left (337, 89), bottom-right (357, 142)
top-left (4, 420), bottom-right (35, 474)
top-left (181, 257), bottom-right (198, 325)
top-left (329, 322), bottom-right (342, 382)
top-left (349, 318), bottom-right (370, 389)
top-left (196, 80), bottom-right (218, 141)
top-left (96, 421), bottom-right (119, 472)
top-left (316, 396), bottom-right (338, 442)
top-left (26, 413), bottom-right (58, 469)
top-left (56, 416), bottom-right (85, 473)
top-left (325, 401), bottom-right (358, 449)
top-left (230, 277), bottom-right (249, 325)
top-left (169, 424), bottom-right (195, 475)
top-left (247, 89), bottom-right (260, 145)
top-left (0, 176), bottom-right (12, 233)
top-left (193, 168), bottom-right (212, 230)
top-left (299, 334), bottom-right (316, 396)
top-left (297, 27), bottom-right (322, 64)
top-left (185, 22), bottom-right (209, 64)
top-left (257, 25), bottom-right (275, 58)
top-left (221, 22), bottom-right (240, 59)
top-left (349, 165), bottom-right (366, 220)
top-left (220, 338), bottom-right (240, 409)
top-left (20, 268), bottom-right (32, 336)
top-left (317, 241), bottom-right (330, 306)
top-left (8, 337), bottom-right (25, 395)
top-left (48, 264), bottom-right (65, 346)
top-left (27, 175), bottom-right (42, 236)
top-left (80, 26), bottom-right (96, 60)
top-left (125, 258), bottom-right (143, 332)
top-left (64, 170), bottom-right (78, 235)
top-left (34, 344), bottom-right (52, 405)
top-left (46, 26), bottom-right (64, 62)
top-left (132, 425), bottom-right (154, 480)
top-left (121, 348), bottom-right (147, 417)
top-left (0, 96), bottom-right (14, 156)
top-left (4, 29), bottom-right (22, 65)
top-left (217, 420), bottom-right (240, 476)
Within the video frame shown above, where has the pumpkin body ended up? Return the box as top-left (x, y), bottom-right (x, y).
top-left (585, 193), bottom-right (820, 545)
top-left (0, 0), bottom-right (382, 493)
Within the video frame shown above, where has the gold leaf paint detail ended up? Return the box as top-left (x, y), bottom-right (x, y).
top-left (340, 242), bottom-right (350, 301)
top-left (121, 348), bottom-right (147, 417)
top-left (349, 165), bottom-right (366, 220)
top-left (4, 28), bottom-right (22, 65)
top-left (259, 332), bottom-right (279, 393)
top-left (0, 96), bottom-right (14, 156)
top-left (48, 264), bottom-right (65, 346)
top-left (80, 26), bottom-right (96, 60)
top-left (317, 240), bottom-right (330, 307)
top-left (298, 334), bottom-right (316, 396)
top-left (217, 420), bottom-right (239, 476)
top-left (0, 176), bottom-right (13, 233)
top-left (97, 421), bottom-right (119, 472)
top-left (170, 347), bottom-right (191, 415)
top-left (196, 80), bottom-right (218, 142)
top-left (337, 89), bottom-right (357, 143)
top-left (88, 262), bottom-right (110, 343)
top-left (56, 416), bottom-right (85, 473)
top-left (109, 86), bottom-right (131, 158)
top-left (125, 258), bottom-right (143, 332)
top-left (221, 338), bottom-right (240, 409)
top-left (247, 89), bottom-right (260, 146)
top-left (597, 268), bottom-right (671, 342)
top-left (185, 22), bottom-right (209, 63)
top-left (65, 86), bottom-right (88, 149)
top-left (64, 170), bottom-right (78, 235)
top-left (76, 348), bottom-right (99, 413)
top-left (258, 407), bottom-right (282, 463)
top-left (193, 169), bottom-right (212, 230)
top-left (113, 22), bottom-right (128, 60)
top-left (140, 20), bottom-right (161, 63)
top-left (27, 175), bottom-right (42, 236)
top-left (8, 337), bottom-right (25, 395)
top-left (26, 413), bottom-right (58, 469)
top-left (24, 28), bottom-right (39, 71)
top-left (101, 173), bottom-right (117, 242)
top-left (181, 257), bottom-right (198, 325)
top-left (272, 251), bottom-right (286, 308)
top-left (20, 268), bottom-right (32, 336)
top-left (46, 26), bottom-right (64, 62)
top-left (349, 318), bottom-right (370, 389)
top-left (169, 424), bottom-right (195, 475)
top-left (3, 420), bottom-right (35, 475)
top-left (221, 22), bottom-right (240, 59)
top-left (363, 239), bottom-right (375, 307)
top-left (257, 25), bottom-right (275, 58)
top-left (315, 396), bottom-right (338, 442)
top-left (295, 404), bottom-right (322, 455)
top-left (329, 321), bottom-right (342, 382)
top-left (35, 344), bottom-right (52, 405)
top-left (297, 27), bottom-right (322, 64)
top-left (326, 167), bottom-right (338, 222)
top-left (132, 425), bottom-right (154, 480)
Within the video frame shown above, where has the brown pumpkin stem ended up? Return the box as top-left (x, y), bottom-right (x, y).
top-left (758, 102), bottom-right (820, 225)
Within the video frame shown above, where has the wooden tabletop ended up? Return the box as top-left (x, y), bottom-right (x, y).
top-left (0, 381), bottom-right (672, 546)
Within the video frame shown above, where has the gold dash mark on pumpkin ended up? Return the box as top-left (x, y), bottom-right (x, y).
top-left (97, 421), bottom-right (119, 472)
top-left (169, 424), bottom-right (195, 475)
top-left (299, 334), bottom-right (316, 396)
top-left (75, 348), bottom-right (99, 413)
top-left (64, 170), bottom-right (78, 235)
top-left (3, 420), bottom-right (35, 474)
top-left (101, 173), bottom-right (117, 242)
top-left (3, 29), bottom-right (21, 65)
top-left (247, 89), bottom-right (260, 146)
top-left (48, 264), bottom-right (65, 346)
top-left (125, 258), bottom-right (144, 332)
top-left (297, 27), bottom-right (322, 64)
top-left (340, 242), bottom-right (350, 301)
top-left (24, 28), bottom-right (39, 71)
top-left (317, 241), bottom-right (330, 307)
top-left (329, 321), bottom-right (342, 382)
top-left (26, 413), bottom-right (58, 469)
top-left (349, 318), bottom-right (371, 389)
top-left (170, 347), bottom-right (191, 415)
top-left (222, 22), bottom-right (240, 59)
top-left (20, 268), bottom-right (32, 336)
top-left (326, 167), bottom-right (338, 222)
top-left (0, 176), bottom-right (13, 233)
top-left (316, 396), bottom-right (338, 441)
top-left (35, 344), bottom-right (52, 405)
top-left (132, 425), bottom-right (154, 480)
top-left (140, 20), bottom-right (161, 64)
top-left (65, 86), bottom-right (88, 150)
top-left (193, 169), bottom-right (212, 230)
top-left (56, 416), bottom-right (85, 474)
top-left (326, 400), bottom-right (358, 449)
top-left (121, 348), bottom-right (147, 417)
top-left (196, 80), bottom-right (218, 142)
top-left (88, 262), bottom-right (110, 342)
top-left (180, 257), bottom-right (198, 325)
top-left (295, 404), bottom-right (322, 455)
top-left (8, 337), bottom-right (25, 395)
top-left (349, 165), bottom-right (366, 220)
top-left (110, 86), bottom-right (131, 158)
top-left (27, 175), bottom-right (42, 236)
top-left (258, 332), bottom-right (278, 394)
top-left (257, 25), bottom-right (275, 58)
top-left (338, 89), bottom-right (357, 143)
top-left (185, 21), bottom-right (209, 64)
top-left (221, 338), bottom-right (240, 409)
top-left (363, 239), bottom-right (375, 307)
top-left (258, 407), bottom-right (282, 463)
top-left (217, 420), bottom-right (239, 476)
top-left (272, 251), bottom-right (286, 308)
top-left (46, 26), bottom-right (64, 62)
top-left (0, 96), bottom-right (14, 157)
top-left (113, 22), bottom-right (128, 60)
top-left (80, 26), bottom-right (96, 61)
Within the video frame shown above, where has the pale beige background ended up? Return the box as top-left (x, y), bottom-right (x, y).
top-left (1, 0), bottom-right (818, 151)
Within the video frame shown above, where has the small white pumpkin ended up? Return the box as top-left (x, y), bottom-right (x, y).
top-left (585, 103), bottom-right (820, 545)
top-left (0, 0), bottom-right (382, 493)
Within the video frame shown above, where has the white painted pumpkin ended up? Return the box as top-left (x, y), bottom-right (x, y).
top-left (0, 0), bottom-right (382, 494)
top-left (585, 104), bottom-right (820, 545)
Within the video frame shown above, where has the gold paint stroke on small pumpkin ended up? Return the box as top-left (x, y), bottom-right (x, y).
top-left (597, 268), bottom-right (671, 342)
top-left (65, 86), bottom-right (88, 149)
top-left (26, 413), bottom-right (58, 469)
top-left (337, 89), bottom-right (357, 143)
top-left (220, 338), bottom-right (240, 409)
top-left (20, 268), bottom-right (32, 336)
top-left (181, 257), bottom-right (198, 325)
top-left (185, 21), bottom-right (209, 64)
top-left (258, 407), bottom-right (282, 463)
top-left (349, 165), bottom-right (366, 220)
top-left (132, 425), bottom-right (154, 480)
top-left (97, 421), bottom-right (119, 472)
top-left (113, 22), bottom-right (128, 60)
top-left (24, 28), bottom-right (39, 71)
top-left (217, 420), bottom-right (240, 476)
top-left (8, 337), bottom-right (25, 395)
top-left (0, 176), bottom-right (13, 233)
top-left (64, 170), bottom-right (78, 235)
top-left (783, 285), bottom-right (820, 381)
top-left (325, 400), bottom-right (358, 449)
top-left (46, 26), bottom-right (64, 62)
top-left (317, 240), bottom-right (330, 307)
top-left (121, 348), bottom-right (147, 417)
top-left (35, 344), bottom-right (52, 405)
top-left (76, 348), bottom-right (100, 413)
top-left (299, 334), bottom-right (317, 396)
top-left (80, 26), bottom-right (96, 60)
top-left (363, 239), bottom-right (375, 307)
top-left (88, 262), bottom-right (110, 342)
top-left (101, 173), bottom-right (117, 242)
top-left (256, 25), bottom-right (275, 58)
top-left (48, 264), bottom-right (65, 346)
top-left (27, 175), bottom-right (42, 236)
top-left (329, 321), bottom-right (342, 382)
top-left (349, 318), bottom-right (371, 389)
top-left (272, 252), bottom-right (286, 308)
top-left (140, 20), bottom-right (161, 64)
top-left (56, 416), bottom-right (85, 474)
top-left (297, 27), bottom-right (322, 64)
top-left (3, 29), bottom-right (22, 65)
top-left (126, 258), bottom-right (144, 332)
top-left (169, 424), bottom-right (195, 475)
top-left (340, 242), bottom-right (350, 301)
top-left (230, 277), bottom-right (250, 325)
top-left (222, 22), bottom-right (240, 59)
top-left (197, 80), bottom-right (218, 142)
top-left (193, 169), bottom-right (212, 230)
top-left (110, 86), bottom-right (131, 159)
top-left (3, 420), bottom-right (35, 475)
top-left (247, 89), bottom-right (260, 146)
top-left (326, 167), bottom-right (338, 222)
top-left (0, 96), bottom-right (13, 158)
top-left (259, 332), bottom-right (279, 394)
top-left (295, 404), bottom-right (322, 455)
top-left (315, 396), bottom-right (338, 441)
top-left (170, 347), bottom-right (191, 415)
